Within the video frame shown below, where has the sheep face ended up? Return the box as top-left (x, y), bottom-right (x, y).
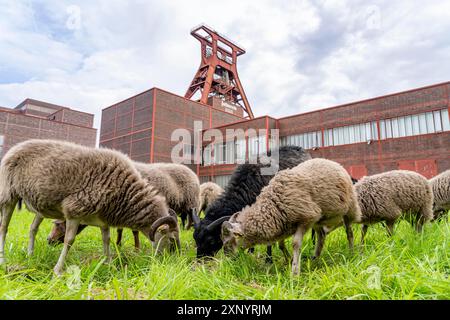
top-left (47, 220), bottom-right (66, 245)
top-left (221, 221), bottom-right (244, 255)
top-left (193, 223), bottom-right (224, 258)
top-left (152, 225), bottom-right (180, 253)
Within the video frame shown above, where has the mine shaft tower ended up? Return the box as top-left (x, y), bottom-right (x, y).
top-left (185, 24), bottom-right (254, 119)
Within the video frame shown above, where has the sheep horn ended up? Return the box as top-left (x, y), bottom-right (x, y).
top-left (191, 208), bottom-right (201, 229)
top-left (149, 216), bottom-right (178, 241)
top-left (168, 208), bottom-right (177, 218)
top-left (206, 216), bottom-right (232, 232)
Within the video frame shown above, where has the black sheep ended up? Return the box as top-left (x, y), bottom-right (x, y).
top-left (192, 145), bottom-right (312, 258)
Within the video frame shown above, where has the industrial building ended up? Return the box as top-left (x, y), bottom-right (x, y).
top-left (100, 25), bottom-right (450, 188)
top-left (0, 98), bottom-right (97, 156)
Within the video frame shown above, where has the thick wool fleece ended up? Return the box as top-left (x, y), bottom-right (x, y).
top-left (198, 182), bottom-right (224, 212)
top-left (429, 169), bottom-right (450, 212)
top-left (193, 145), bottom-right (312, 256)
top-left (355, 170), bottom-right (433, 224)
top-left (133, 162), bottom-right (200, 215)
top-left (0, 139), bottom-right (169, 230)
top-left (230, 158), bottom-right (361, 248)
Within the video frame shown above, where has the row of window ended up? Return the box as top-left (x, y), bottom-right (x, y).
top-left (280, 108), bottom-right (449, 150)
top-left (201, 135), bottom-right (268, 166)
top-left (198, 108), bottom-right (449, 165)
top-left (380, 109), bottom-right (450, 139)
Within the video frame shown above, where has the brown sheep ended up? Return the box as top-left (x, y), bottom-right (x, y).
top-left (221, 158), bottom-right (361, 275)
top-left (0, 139), bottom-right (179, 275)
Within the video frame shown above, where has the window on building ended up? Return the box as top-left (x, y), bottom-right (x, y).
top-left (235, 139), bottom-right (246, 163)
top-left (442, 109), bottom-right (450, 131)
top-left (0, 135), bottom-right (4, 157)
top-left (378, 108), bottom-right (450, 141)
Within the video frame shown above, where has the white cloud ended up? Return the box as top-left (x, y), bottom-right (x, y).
top-left (0, 0), bottom-right (449, 142)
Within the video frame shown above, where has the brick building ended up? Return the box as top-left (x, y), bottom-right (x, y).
top-left (100, 82), bottom-right (450, 188)
top-left (0, 98), bottom-right (97, 156)
top-left (99, 88), bottom-right (243, 172)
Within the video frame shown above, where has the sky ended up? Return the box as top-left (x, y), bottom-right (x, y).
top-left (0, 0), bottom-right (449, 134)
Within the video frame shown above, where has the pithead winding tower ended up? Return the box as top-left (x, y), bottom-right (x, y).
top-left (185, 24), bottom-right (254, 119)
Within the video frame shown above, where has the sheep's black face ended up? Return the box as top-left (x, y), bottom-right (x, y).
top-left (193, 222), bottom-right (223, 258)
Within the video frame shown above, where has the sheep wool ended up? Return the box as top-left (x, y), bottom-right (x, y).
top-left (198, 182), bottom-right (224, 213)
top-left (355, 170), bottom-right (433, 240)
top-left (222, 158), bottom-right (361, 274)
top-left (429, 169), bottom-right (450, 219)
top-left (0, 139), bottom-right (178, 275)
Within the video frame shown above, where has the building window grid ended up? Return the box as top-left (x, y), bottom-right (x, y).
top-left (203, 108), bottom-right (450, 166)
top-left (379, 108), bottom-right (449, 141)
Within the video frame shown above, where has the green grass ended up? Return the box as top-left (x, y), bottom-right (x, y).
top-left (0, 209), bottom-right (448, 300)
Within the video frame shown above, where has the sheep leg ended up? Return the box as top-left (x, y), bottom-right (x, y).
top-left (311, 229), bottom-right (316, 246)
top-left (265, 245), bottom-right (272, 264)
top-left (116, 228), bottom-right (123, 247)
top-left (53, 219), bottom-right (80, 276)
top-left (133, 231), bottom-right (140, 250)
top-left (0, 202), bottom-right (16, 265)
top-left (248, 247), bottom-right (255, 254)
top-left (27, 214), bottom-right (44, 256)
top-left (343, 215), bottom-right (354, 252)
top-left (312, 227), bottom-right (326, 259)
top-left (180, 212), bottom-right (187, 230)
top-left (385, 221), bottom-right (395, 237)
top-left (291, 225), bottom-right (307, 275)
top-left (278, 239), bottom-right (291, 262)
top-left (361, 224), bottom-right (369, 245)
top-left (101, 227), bottom-right (111, 262)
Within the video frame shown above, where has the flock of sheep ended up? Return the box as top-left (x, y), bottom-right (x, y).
top-left (0, 139), bottom-right (448, 275)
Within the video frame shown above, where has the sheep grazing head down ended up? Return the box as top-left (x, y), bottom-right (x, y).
top-left (47, 220), bottom-right (67, 245)
top-left (221, 221), bottom-right (245, 254)
top-left (193, 215), bottom-right (231, 258)
top-left (150, 209), bottom-right (181, 253)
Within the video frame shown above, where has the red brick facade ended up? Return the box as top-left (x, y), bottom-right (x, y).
top-left (0, 99), bottom-right (97, 157)
top-left (100, 82), bottom-right (450, 185)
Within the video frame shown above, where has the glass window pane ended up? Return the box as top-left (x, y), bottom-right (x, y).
top-left (419, 114), bottom-right (427, 134)
top-left (365, 123), bottom-right (371, 140)
top-left (433, 111), bottom-right (442, 132)
top-left (426, 112), bottom-right (434, 133)
top-left (385, 119), bottom-right (392, 138)
top-left (412, 115), bottom-right (420, 135)
top-left (404, 116), bottom-right (413, 136)
top-left (379, 120), bottom-right (385, 139)
top-left (442, 109), bottom-right (450, 131)
top-left (317, 131), bottom-right (322, 147)
top-left (392, 118), bottom-right (399, 138)
top-left (371, 122), bottom-right (378, 140)
top-left (333, 128), bottom-right (338, 145)
top-left (398, 117), bottom-right (406, 137)
top-left (329, 129), bottom-right (333, 146)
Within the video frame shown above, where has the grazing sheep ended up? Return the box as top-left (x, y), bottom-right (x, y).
top-left (198, 182), bottom-right (224, 214)
top-left (355, 170), bottom-right (433, 243)
top-left (429, 169), bottom-right (450, 220)
top-left (192, 145), bottom-right (312, 259)
top-left (0, 139), bottom-right (179, 275)
top-left (221, 158), bottom-right (361, 275)
top-left (47, 161), bottom-right (200, 245)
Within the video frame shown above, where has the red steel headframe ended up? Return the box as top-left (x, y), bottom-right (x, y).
top-left (184, 24), bottom-right (254, 119)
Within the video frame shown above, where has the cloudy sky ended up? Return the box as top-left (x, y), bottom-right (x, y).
top-left (1, 0), bottom-right (449, 134)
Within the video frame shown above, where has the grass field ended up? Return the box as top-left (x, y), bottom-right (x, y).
top-left (0, 209), bottom-right (448, 300)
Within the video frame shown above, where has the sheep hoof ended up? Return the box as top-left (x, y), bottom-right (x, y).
top-left (310, 255), bottom-right (317, 261)
top-left (53, 267), bottom-right (64, 277)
